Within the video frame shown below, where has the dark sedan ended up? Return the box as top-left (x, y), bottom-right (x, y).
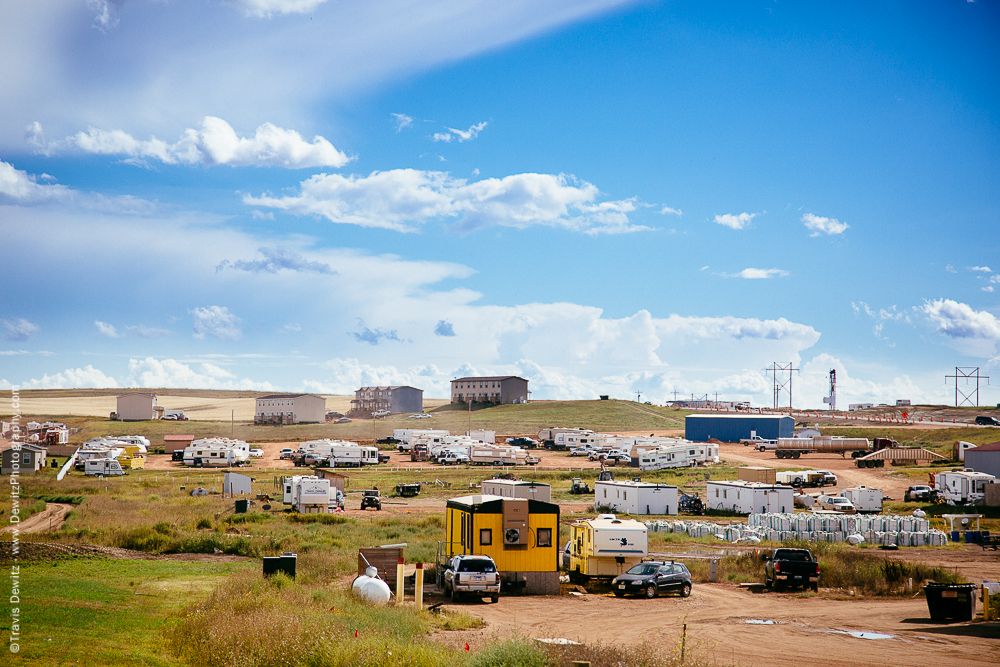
top-left (612, 561), bottom-right (692, 598)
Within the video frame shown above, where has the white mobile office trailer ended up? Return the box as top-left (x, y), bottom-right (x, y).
top-left (479, 479), bottom-right (552, 502)
top-left (595, 480), bottom-right (679, 515)
top-left (706, 480), bottom-right (794, 515)
top-left (839, 485), bottom-right (883, 513)
top-left (466, 429), bottom-right (496, 443)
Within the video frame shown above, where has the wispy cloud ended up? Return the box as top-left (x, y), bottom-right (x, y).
top-left (2, 318), bottom-right (39, 341)
top-left (94, 321), bottom-right (123, 338)
top-left (660, 206), bottom-right (682, 216)
top-left (432, 122), bottom-right (487, 143)
top-left (231, 0), bottom-right (330, 18)
top-left (191, 306), bottom-right (243, 341)
top-left (352, 321), bottom-right (403, 345)
top-left (802, 212), bottom-right (849, 236)
top-left (733, 268), bottom-right (788, 279)
top-left (714, 212), bottom-right (755, 230)
top-left (217, 246), bottom-right (336, 274)
top-left (852, 301), bottom-right (907, 340)
top-left (245, 169), bottom-right (649, 235)
top-left (392, 113), bottom-right (414, 132)
top-left (969, 266), bottom-right (993, 273)
top-left (1, 158), bottom-right (157, 214)
top-left (39, 117), bottom-right (352, 169)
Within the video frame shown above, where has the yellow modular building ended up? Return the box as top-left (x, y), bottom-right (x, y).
top-left (443, 494), bottom-right (560, 595)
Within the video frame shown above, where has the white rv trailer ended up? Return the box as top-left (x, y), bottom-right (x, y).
top-left (281, 475), bottom-right (335, 513)
top-left (84, 457), bottom-right (126, 476)
top-left (706, 480), bottom-right (794, 515)
top-left (75, 443), bottom-right (126, 469)
top-left (934, 469), bottom-right (996, 505)
top-left (299, 440), bottom-right (379, 467)
top-left (392, 429), bottom-right (450, 451)
top-left (594, 480), bottom-right (679, 515)
top-left (839, 486), bottom-right (883, 513)
top-left (183, 438), bottom-right (250, 467)
top-left (469, 445), bottom-right (529, 466)
top-left (635, 441), bottom-right (719, 470)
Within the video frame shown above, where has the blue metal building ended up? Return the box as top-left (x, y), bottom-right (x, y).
top-left (685, 414), bottom-right (794, 442)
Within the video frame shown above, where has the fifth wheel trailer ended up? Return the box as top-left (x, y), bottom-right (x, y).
top-left (568, 514), bottom-right (648, 582)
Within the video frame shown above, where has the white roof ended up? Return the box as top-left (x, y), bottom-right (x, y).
top-left (708, 479), bottom-right (793, 490)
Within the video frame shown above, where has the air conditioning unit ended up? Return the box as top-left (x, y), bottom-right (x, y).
top-left (504, 528), bottom-right (521, 545)
top-left (502, 499), bottom-right (528, 546)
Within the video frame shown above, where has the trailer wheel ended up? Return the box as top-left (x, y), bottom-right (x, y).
top-left (645, 584), bottom-right (657, 599)
top-left (792, 452), bottom-right (801, 459)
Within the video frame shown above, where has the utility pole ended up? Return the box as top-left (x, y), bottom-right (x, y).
top-left (765, 362), bottom-right (799, 410)
top-left (636, 391), bottom-right (641, 404)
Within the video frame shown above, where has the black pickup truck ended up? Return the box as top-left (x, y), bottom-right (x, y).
top-left (764, 548), bottom-right (820, 592)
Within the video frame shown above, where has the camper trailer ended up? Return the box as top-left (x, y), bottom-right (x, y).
top-left (568, 514), bottom-right (648, 583)
top-left (839, 486), bottom-right (883, 513)
top-left (282, 475), bottom-right (339, 513)
top-left (182, 438), bottom-right (251, 467)
top-left (84, 458), bottom-right (126, 476)
top-left (935, 470), bottom-right (996, 505)
top-left (393, 429), bottom-right (450, 451)
top-left (635, 441), bottom-right (719, 470)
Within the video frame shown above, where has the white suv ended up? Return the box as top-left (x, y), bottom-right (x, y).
top-left (443, 555), bottom-right (500, 603)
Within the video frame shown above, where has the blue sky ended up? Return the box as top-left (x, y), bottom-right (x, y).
top-left (2, 0), bottom-right (999, 408)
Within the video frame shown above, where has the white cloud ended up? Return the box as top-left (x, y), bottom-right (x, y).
top-left (128, 325), bottom-right (172, 338)
top-left (714, 212), bottom-right (755, 230)
top-left (851, 301), bottom-right (907, 340)
top-left (802, 213), bottom-right (849, 236)
top-left (945, 264), bottom-right (957, 273)
top-left (969, 266), bottom-right (992, 273)
top-left (126, 357), bottom-right (275, 390)
top-left (916, 299), bottom-right (1000, 356)
top-left (231, 0), bottom-right (330, 18)
top-left (20, 365), bottom-right (119, 389)
top-left (217, 246), bottom-right (335, 274)
top-left (991, 275), bottom-right (1000, 284)
top-left (54, 116), bottom-right (352, 169)
top-left (94, 321), bottom-right (122, 338)
top-left (0, 158), bottom-right (157, 214)
top-left (191, 306), bottom-right (243, 341)
top-left (432, 121), bottom-right (487, 143)
top-left (87, 0), bottom-right (120, 32)
top-left (984, 286), bottom-right (995, 293)
top-left (281, 322), bottom-right (302, 334)
top-left (245, 168), bottom-right (648, 235)
top-left (2, 318), bottom-right (39, 341)
top-left (660, 206), bottom-right (682, 216)
top-left (795, 353), bottom-right (940, 409)
top-left (392, 113), bottom-right (414, 132)
top-left (302, 358), bottom-right (452, 396)
top-left (734, 268), bottom-right (788, 280)
top-left (0, 350), bottom-right (30, 356)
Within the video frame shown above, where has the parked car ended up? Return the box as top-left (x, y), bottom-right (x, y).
top-left (569, 447), bottom-right (591, 457)
top-left (408, 413), bottom-right (432, 419)
top-left (562, 541), bottom-right (572, 569)
top-left (505, 437), bottom-right (538, 449)
top-left (612, 561), bottom-right (692, 598)
top-left (334, 417), bottom-right (352, 424)
top-left (904, 485), bottom-right (934, 502)
top-left (817, 495), bottom-right (855, 513)
top-left (279, 448), bottom-right (294, 459)
top-left (976, 415), bottom-right (1000, 426)
top-left (360, 490), bottom-right (382, 511)
top-left (378, 453), bottom-right (391, 464)
top-left (249, 448), bottom-right (264, 458)
top-left (439, 452), bottom-right (470, 465)
top-left (442, 554), bottom-right (500, 603)
top-left (814, 470), bottom-right (838, 486)
top-left (764, 548), bottom-right (819, 592)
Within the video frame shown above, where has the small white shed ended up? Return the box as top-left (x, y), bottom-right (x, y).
top-left (594, 480), bottom-right (679, 515)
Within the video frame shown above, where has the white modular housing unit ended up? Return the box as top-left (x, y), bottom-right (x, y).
top-left (706, 480), bottom-right (794, 515)
top-left (84, 457), bottom-right (126, 476)
top-left (935, 470), bottom-right (996, 504)
top-left (466, 429), bottom-right (496, 444)
top-left (595, 480), bottom-right (679, 515)
top-left (840, 486), bottom-right (883, 513)
top-left (479, 479), bottom-right (552, 502)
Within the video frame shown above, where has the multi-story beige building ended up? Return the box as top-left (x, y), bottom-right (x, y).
top-left (254, 394), bottom-right (325, 424)
top-left (350, 386), bottom-right (423, 416)
top-left (450, 376), bottom-right (529, 405)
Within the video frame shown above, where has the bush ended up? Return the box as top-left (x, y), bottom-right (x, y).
top-left (32, 494), bottom-right (85, 504)
top-left (470, 637), bottom-right (548, 667)
top-left (289, 513), bottom-right (352, 525)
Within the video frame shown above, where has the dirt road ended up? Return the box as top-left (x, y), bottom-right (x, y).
top-left (1, 503), bottom-right (73, 534)
top-left (437, 583), bottom-right (998, 667)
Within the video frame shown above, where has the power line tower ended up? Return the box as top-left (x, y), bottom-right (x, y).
top-left (945, 367), bottom-right (990, 407)
top-left (765, 362), bottom-right (799, 410)
top-left (822, 369), bottom-right (836, 412)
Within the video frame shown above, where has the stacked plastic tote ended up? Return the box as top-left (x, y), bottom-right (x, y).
top-left (643, 514), bottom-right (948, 546)
top-left (746, 513), bottom-right (948, 546)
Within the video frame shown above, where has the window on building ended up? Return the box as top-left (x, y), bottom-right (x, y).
top-left (537, 528), bottom-right (552, 548)
top-left (480, 528), bottom-right (492, 546)
top-left (23, 452), bottom-right (31, 464)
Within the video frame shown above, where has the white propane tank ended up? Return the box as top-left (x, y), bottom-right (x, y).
top-left (352, 567), bottom-right (391, 605)
top-left (794, 494), bottom-right (815, 508)
top-left (912, 509), bottom-right (926, 518)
